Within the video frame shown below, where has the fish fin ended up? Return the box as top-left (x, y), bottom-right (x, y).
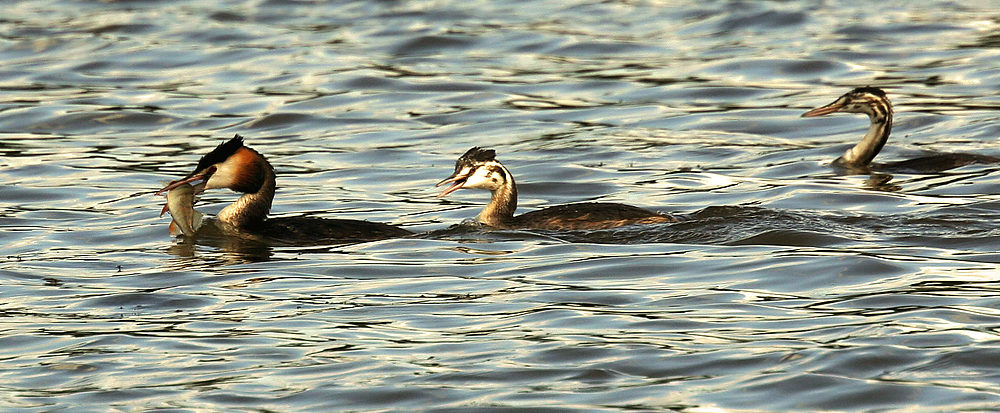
top-left (191, 211), bottom-right (204, 232)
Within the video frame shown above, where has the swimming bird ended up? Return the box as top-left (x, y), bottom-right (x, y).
top-left (802, 86), bottom-right (1000, 172)
top-left (435, 147), bottom-right (675, 230)
top-left (156, 134), bottom-right (412, 242)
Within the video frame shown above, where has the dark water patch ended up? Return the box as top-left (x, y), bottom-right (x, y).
top-left (642, 206), bottom-right (866, 246)
top-left (391, 35), bottom-right (479, 56)
top-left (728, 229), bottom-right (851, 246)
top-left (0, 184), bottom-right (77, 202)
top-left (548, 41), bottom-right (651, 57)
top-left (897, 331), bottom-right (982, 349)
top-left (611, 349), bottom-right (786, 382)
top-left (704, 58), bottom-right (849, 79)
top-left (918, 346), bottom-right (1000, 375)
top-left (696, 111), bottom-right (804, 137)
top-left (21, 111), bottom-right (180, 134)
top-left (245, 385), bottom-right (464, 412)
top-left (418, 224), bottom-right (567, 245)
top-left (338, 75), bottom-right (412, 90)
top-left (75, 293), bottom-right (215, 311)
top-left (835, 23), bottom-right (967, 37)
top-left (716, 9), bottom-right (807, 31)
top-left (209, 11), bottom-right (249, 23)
top-left (243, 113), bottom-right (320, 130)
top-left (416, 108), bottom-right (521, 126)
top-left (526, 346), bottom-right (617, 365)
top-left (671, 85), bottom-right (772, 101)
top-left (88, 23), bottom-right (156, 36)
top-left (170, 29), bottom-right (260, 46)
top-left (813, 346), bottom-right (928, 377)
top-left (405, 81), bottom-right (492, 93)
top-left (962, 32), bottom-right (1000, 49)
top-left (726, 372), bottom-right (937, 411)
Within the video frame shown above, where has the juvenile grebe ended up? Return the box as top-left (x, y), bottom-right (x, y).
top-left (156, 135), bottom-right (412, 242)
top-left (802, 87), bottom-right (999, 172)
top-left (435, 147), bottom-right (675, 230)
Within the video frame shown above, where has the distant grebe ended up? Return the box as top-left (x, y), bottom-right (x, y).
top-left (157, 135), bottom-right (412, 241)
top-left (802, 86), bottom-right (999, 172)
top-left (435, 147), bottom-right (675, 230)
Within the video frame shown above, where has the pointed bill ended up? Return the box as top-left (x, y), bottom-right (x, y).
top-left (156, 173), bottom-right (207, 195)
top-left (802, 102), bottom-right (844, 117)
top-left (436, 171), bottom-right (469, 198)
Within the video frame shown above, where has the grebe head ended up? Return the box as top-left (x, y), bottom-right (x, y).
top-left (436, 147), bottom-right (507, 197)
top-left (802, 86), bottom-right (891, 120)
top-left (156, 134), bottom-right (269, 195)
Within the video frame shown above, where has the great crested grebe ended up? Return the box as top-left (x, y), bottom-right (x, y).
top-left (435, 147), bottom-right (676, 230)
top-left (156, 134), bottom-right (412, 241)
top-left (802, 86), bottom-right (999, 172)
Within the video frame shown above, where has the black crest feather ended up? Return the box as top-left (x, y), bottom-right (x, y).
top-left (850, 86), bottom-right (886, 97)
top-left (458, 147), bottom-right (496, 166)
top-left (191, 134), bottom-right (244, 175)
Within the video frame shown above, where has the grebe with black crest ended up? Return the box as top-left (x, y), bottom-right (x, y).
top-left (436, 147), bottom-right (675, 230)
top-left (157, 135), bottom-right (412, 242)
top-left (802, 87), bottom-right (999, 172)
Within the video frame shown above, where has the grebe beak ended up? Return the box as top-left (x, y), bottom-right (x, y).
top-left (802, 100), bottom-right (844, 117)
top-left (154, 167), bottom-right (215, 195)
top-left (436, 170), bottom-right (470, 198)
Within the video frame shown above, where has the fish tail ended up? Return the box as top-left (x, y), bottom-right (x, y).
top-left (191, 211), bottom-right (204, 232)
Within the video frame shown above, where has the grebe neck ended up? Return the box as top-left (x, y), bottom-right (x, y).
top-left (836, 100), bottom-right (893, 167)
top-left (478, 166), bottom-right (517, 227)
top-left (217, 161), bottom-right (275, 228)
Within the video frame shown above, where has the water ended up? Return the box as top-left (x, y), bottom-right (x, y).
top-left (3, 0), bottom-right (1000, 410)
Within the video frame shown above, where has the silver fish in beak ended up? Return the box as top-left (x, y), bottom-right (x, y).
top-left (159, 181), bottom-right (205, 237)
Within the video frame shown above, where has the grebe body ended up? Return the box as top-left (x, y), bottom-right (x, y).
top-left (436, 147), bottom-right (675, 230)
top-left (802, 87), bottom-right (999, 172)
top-left (157, 135), bottom-right (411, 242)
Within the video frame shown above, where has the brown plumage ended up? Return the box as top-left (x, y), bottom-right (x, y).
top-left (157, 135), bottom-right (411, 242)
top-left (436, 147), bottom-right (675, 230)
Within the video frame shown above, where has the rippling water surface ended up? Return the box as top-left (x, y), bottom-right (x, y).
top-left (3, 0), bottom-right (1000, 411)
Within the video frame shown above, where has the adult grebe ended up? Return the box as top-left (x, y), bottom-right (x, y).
top-left (156, 134), bottom-right (412, 242)
top-left (435, 147), bottom-right (675, 230)
top-left (802, 86), bottom-right (999, 172)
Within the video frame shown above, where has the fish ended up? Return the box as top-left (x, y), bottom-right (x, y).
top-left (159, 181), bottom-right (204, 237)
